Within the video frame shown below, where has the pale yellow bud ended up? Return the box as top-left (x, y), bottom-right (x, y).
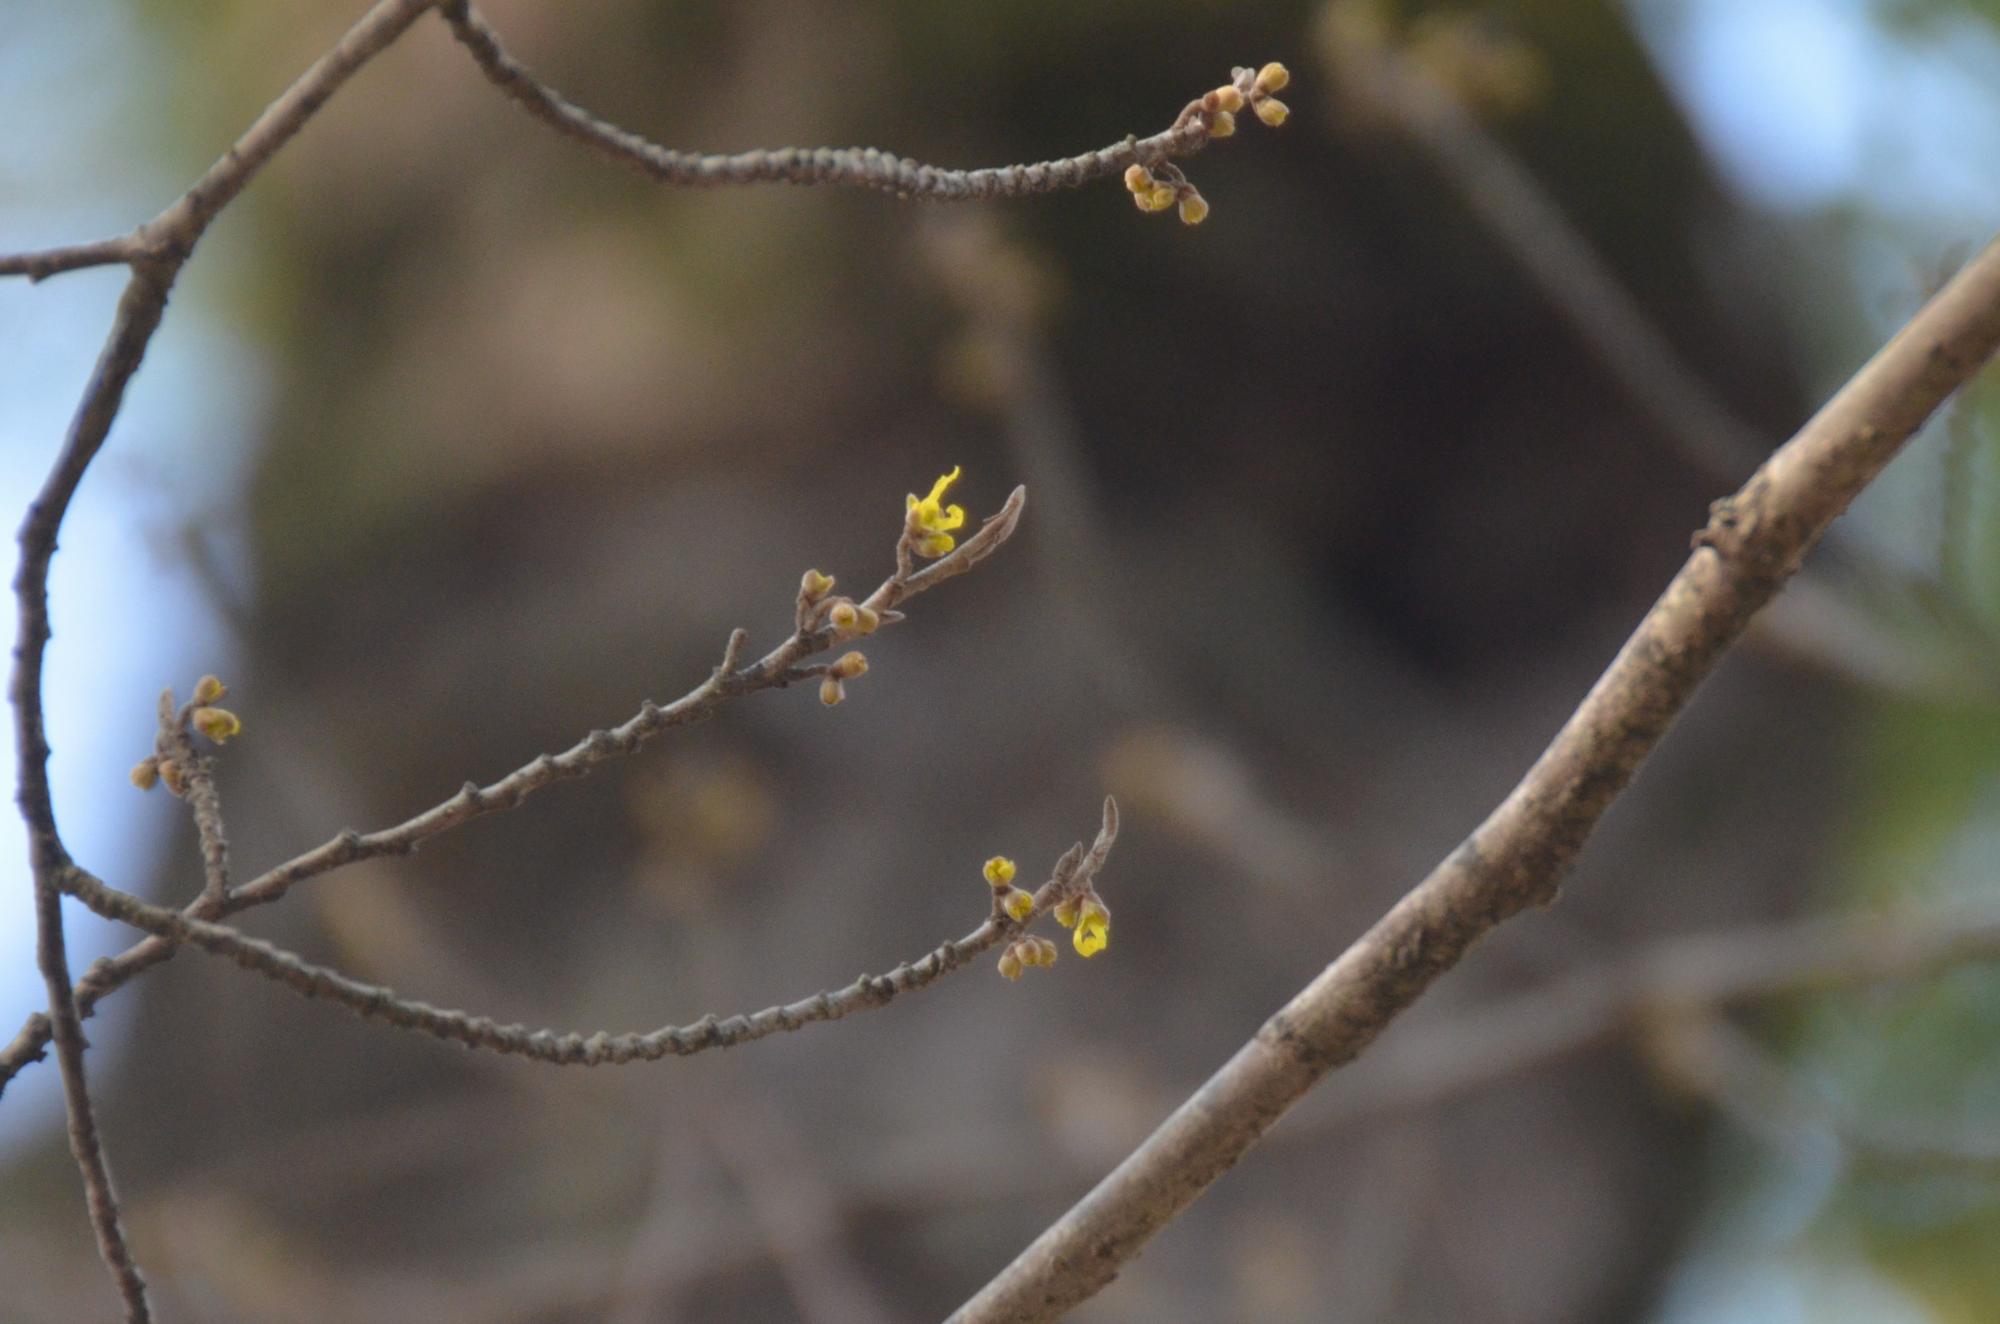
top-left (832, 651), bottom-right (868, 680)
top-left (1141, 185), bottom-right (1178, 213)
top-left (997, 949), bottom-right (1025, 981)
top-left (1213, 85), bottom-right (1245, 113)
top-left (828, 600), bottom-right (859, 632)
top-left (192, 674), bottom-right (228, 705)
top-left (159, 759), bottom-right (189, 797)
top-left (129, 757), bottom-right (160, 791)
top-left (1255, 62), bottom-right (1290, 93)
top-left (1123, 163), bottom-right (1154, 193)
top-left (192, 706), bottom-right (241, 744)
top-left (819, 677), bottom-right (845, 707)
top-left (1178, 192), bottom-right (1210, 226)
top-left (1002, 888), bottom-right (1035, 922)
top-left (853, 604), bottom-right (881, 635)
top-left (1255, 96), bottom-right (1290, 128)
top-left (800, 569), bottom-right (835, 601)
top-left (1208, 110), bottom-right (1236, 138)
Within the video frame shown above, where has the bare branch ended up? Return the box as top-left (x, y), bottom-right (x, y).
top-left (0, 235), bottom-right (144, 282)
top-left (950, 236), bottom-right (2000, 1323)
top-left (443, 1), bottom-right (1243, 203)
top-left (0, 485), bottom-right (1028, 1097)
top-left (55, 799), bottom-right (1114, 1065)
top-left (6, 7), bottom-right (466, 1315)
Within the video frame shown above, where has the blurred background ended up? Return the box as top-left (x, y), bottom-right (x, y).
top-left (4, 0), bottom-right (2000, 1319)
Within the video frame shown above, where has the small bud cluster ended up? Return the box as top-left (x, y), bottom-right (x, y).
top-left (1246, 61), bottom-right (1291, 127)
top-left (997, 934), bottom-right (1060, 981)
top-left (796, 568), bottom-right (881, 706)
top-left (1123, 161), bottom-right (1207, 227)
top-left (1128, 63), bottom-right (1290, 227)
top-left (133, 674), bottom-right (242, 796)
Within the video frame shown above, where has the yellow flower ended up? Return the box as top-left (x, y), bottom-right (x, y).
top-left (906, 466), bottom-right (968, 557)
top-left (1073, 898), bottom-right (1110, 958)
top-left (983, 855), bottom-right (1017, 888)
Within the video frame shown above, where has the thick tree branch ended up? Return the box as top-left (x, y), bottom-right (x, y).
top-left (951, 235), bottom-right (2000, 1322)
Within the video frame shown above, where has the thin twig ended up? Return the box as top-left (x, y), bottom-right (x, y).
top-left (0, 235), bottom-right (145, 281)
top-left (52, 797), bottom-right (1114, 1067)
top-left (0, 488), bottom-right (1026, 1097)
top-left (441, 0), bottom-right (1227, 202)
top-left (155, 690), bottom-right (234, 904)
top-left (949, 236), bottom-right (2000, 1323)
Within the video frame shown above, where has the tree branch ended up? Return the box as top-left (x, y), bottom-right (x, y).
top-left (0, 488), bottom-right (1026, 1097)
top-left (52, 798), bottom-right (1115, 1067)
top-left (441, 0), bottom-right (1243, 203)
top-left (950, 234), bottom-right (2000, 1322)
top-left (7, 6), bottom-right (463, 1316)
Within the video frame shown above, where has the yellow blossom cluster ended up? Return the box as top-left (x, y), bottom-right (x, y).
top-left (982, 849), bottom-right (1113, 981)
top-left (905, 465), bottom-right (967, 558)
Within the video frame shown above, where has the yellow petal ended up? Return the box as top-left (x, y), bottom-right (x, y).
top-left (983, 855), bottom-right (1018, 887)
top-left (1074, 916), bottom-right (1108, 958)
top-left (924, 466), bottom-right (963, 506)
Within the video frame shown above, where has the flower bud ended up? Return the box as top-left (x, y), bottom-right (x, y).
top-left (800, 569), bottom-right (835, 601)
top-left (1123, 163), bottom-right (1154, 193)
top-left (832, 651), bottom-right (869, 680)
top-left (1207, 110), bottom-right (1236, 138)
top-left (192, 674), bottom-right (228, 705)
top-left (192, 706), bottom-right (242, 743)
top-left (819, 677), bottom-right (845, 707)
top-left (130, 757), bottom-right (161, 791)
top-left (828, 600), bottom-right (859, 632)
top-left (1255, 96), bottom-right (1290, 128)
top-left (1178, 191), bottom-right (1210, 226)
top-left (1255, 62), bottom-right (1290, 93)
top-left (159, 759), bottom-right (189, 797)
top-left (853, 604), bottom-right (882, 634)
top-left (1002, 888), bottom-right (1035, 922)
top-left (983, 855), bottom-right (1018, 888)
top-left (1052, 897), bottom-right (1079, 928)
top-left (1213, 85), bottom-right (1245, 113)
top-left (997, 948), bottom-right (1025, 981)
